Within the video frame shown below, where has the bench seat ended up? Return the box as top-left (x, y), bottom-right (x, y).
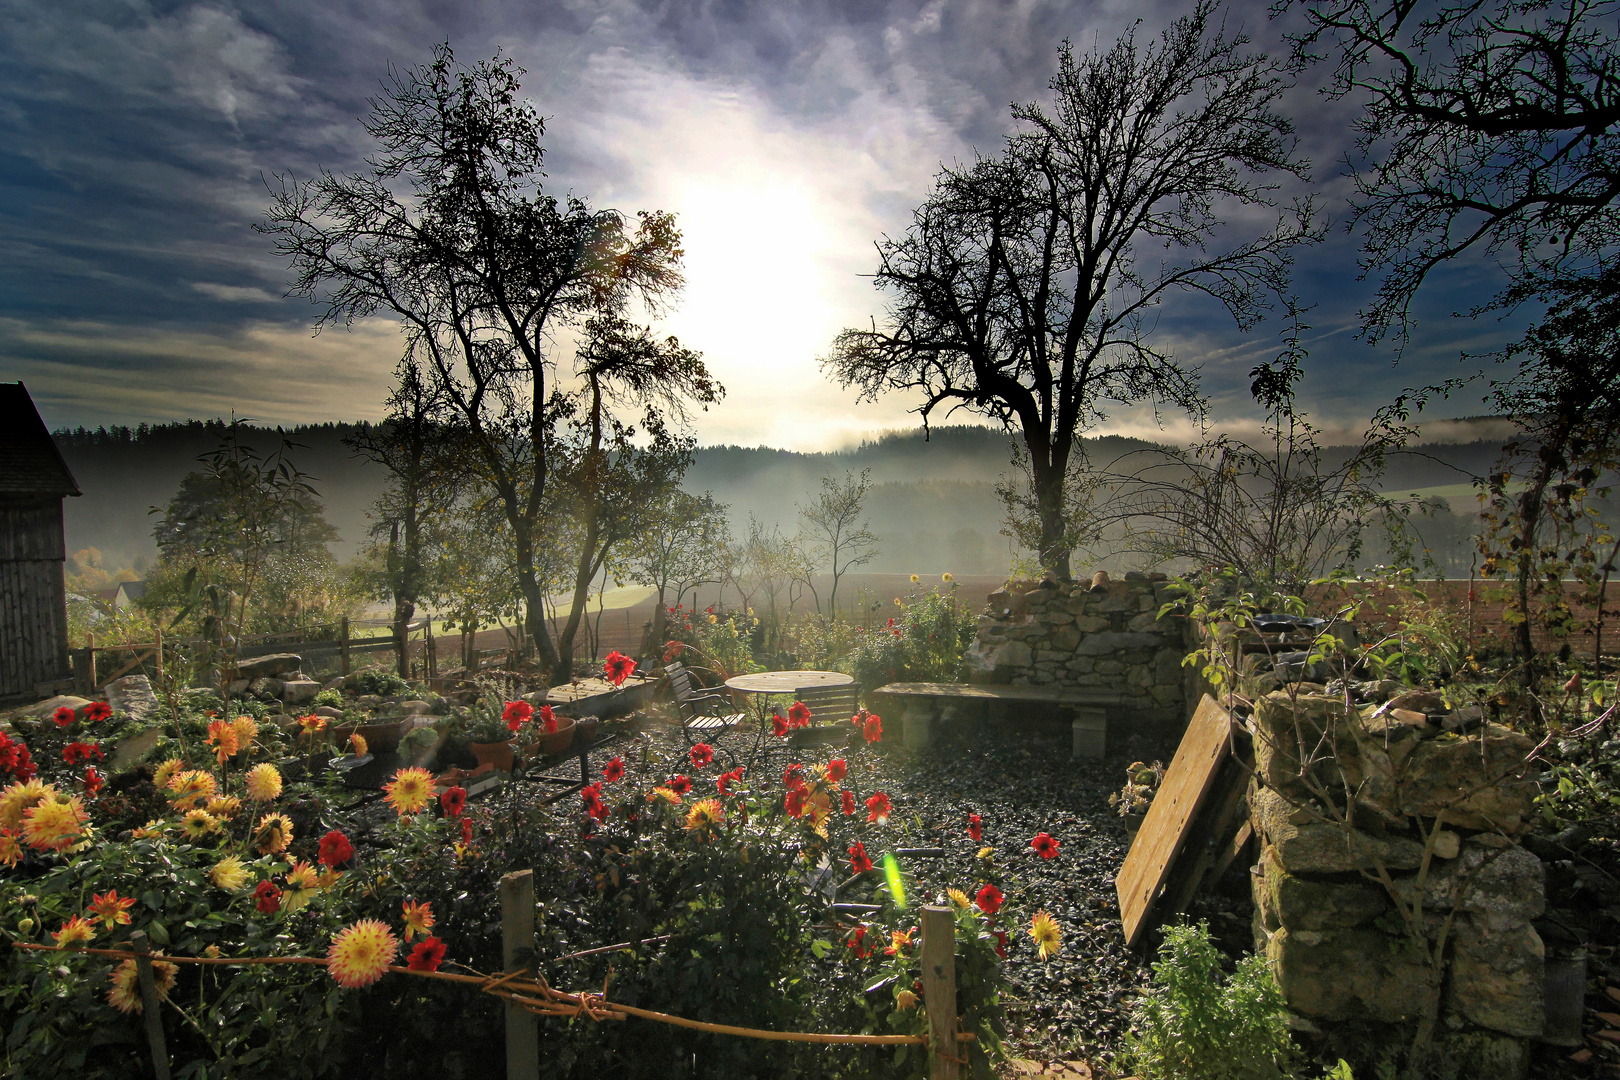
top-left (869, 682), bottom-right (1124, 758)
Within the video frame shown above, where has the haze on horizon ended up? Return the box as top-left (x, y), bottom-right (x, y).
top-left (0, 0), bottom-right (1531, 451)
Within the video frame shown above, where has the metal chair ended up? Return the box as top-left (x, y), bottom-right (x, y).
top-left (663, 661), bottom-right (747, 747)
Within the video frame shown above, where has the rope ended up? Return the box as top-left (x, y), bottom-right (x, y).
top-left (10, 942), bottom-right (975, 1048)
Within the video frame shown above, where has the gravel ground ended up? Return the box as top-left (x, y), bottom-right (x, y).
top-left (607, 712), bottom-right (1198, 1074)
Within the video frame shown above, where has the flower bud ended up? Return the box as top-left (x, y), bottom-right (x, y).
top-left (17, 918), bottom-right (34, 934)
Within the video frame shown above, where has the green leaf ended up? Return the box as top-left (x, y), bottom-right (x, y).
top-left (146, 921), bottom-right (170, 946)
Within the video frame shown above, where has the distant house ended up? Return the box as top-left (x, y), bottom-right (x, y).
top-left (0, 383), bottom-right (81, 699)
top-left (114, 580), bottom-right (147, 609)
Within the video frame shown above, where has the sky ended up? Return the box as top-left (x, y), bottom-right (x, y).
top-left (0, 0), bottom-right (1526, 450)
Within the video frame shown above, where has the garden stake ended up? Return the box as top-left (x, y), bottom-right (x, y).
top-left (920, 904), bottom-right (960, 1080)
top-left (130, 930), bottom-right (171, 1080)
top-left (500, 869), bottom-right (540, 1080)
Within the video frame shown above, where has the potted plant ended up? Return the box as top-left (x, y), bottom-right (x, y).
top-left (463, 699), bottom-right (518, 773)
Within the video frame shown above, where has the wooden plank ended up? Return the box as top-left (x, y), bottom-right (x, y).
top-left (920, 905), bottom-right (960, 1080)
top-left (872, 681), bottom-right (1123, 705)
top-left (1115, 694), bottom-right (1232, 947)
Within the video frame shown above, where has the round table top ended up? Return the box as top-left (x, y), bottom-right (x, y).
top-left (723, 670), bottom-right (855, 694)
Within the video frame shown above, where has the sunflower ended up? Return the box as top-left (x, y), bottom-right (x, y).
top-left (151, 757), bottom-right (184, 790)
top-left (167, 770), bottom-right (217, 810)
top-left (244, 763), bottom-right (282, 802)
top-left (252, 813), bottom-right (294, 856)
top-left (106, 956), bottom-right (177, 1014)
top-left (0, 778), bottom-right (51, 831)
top-left (326, 919), bottom-right (399, 989)
top-left (51, 915), bottom-right (95, 947)
top-left (684, 798), bottom-right (724, 838)
top-left (1029, 909), bottom-right (1061, 959)
top-left (382, 767), bottom-right (434, 816)
top-left (210, 855), bottom-right (250, 892)
top-left (281, 860), bottom-right (322, 911)
top-left (909, 573), bottom-right (920, 583)
top-left (401, 900), bottom-right (434, 940)
top-left (23, 794), bottom-right (88, 852)
top-left (179, 809), bottom-right (219, 840)
top-left (942, 572), bottom-right (954, 583)
top-left (87, 889), bottom-right (135, 931)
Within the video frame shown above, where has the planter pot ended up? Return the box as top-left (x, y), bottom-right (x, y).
top-left (469, 738), bottom-right (515, 773)
top-left (533, 715), bottom-right (578, 757)
top-left (1123, 811), bottom-right (1147, 841)
top-left (334, 718), bottom-right (409, 754)
top-left (572, 716), bottom-right (598, 748)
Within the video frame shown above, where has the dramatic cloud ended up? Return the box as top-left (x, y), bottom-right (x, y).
top-left (0, 0), bottom-right (1520, 448)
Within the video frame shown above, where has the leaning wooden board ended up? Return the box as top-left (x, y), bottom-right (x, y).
top-left (1115, 694), bottom-right (1233, 947)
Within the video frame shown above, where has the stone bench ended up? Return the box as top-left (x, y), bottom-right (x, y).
top-left (869, 681), bottom-right (1124, 758)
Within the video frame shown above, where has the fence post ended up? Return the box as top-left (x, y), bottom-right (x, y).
top-left (339, 616), bottom-right (351, 676)
top-left (86, 631), bottom-right (96, 693)
top-left (154, 626), bottom-right (164, 683)
top-left (500, 869), bottom-right (539, 1080)
top-left (920, 905), bottom-right (960, 1080)
top-left (425, 623), bottom-right (436, 680)
top-left (130, 930), bottom-right (171, 1080)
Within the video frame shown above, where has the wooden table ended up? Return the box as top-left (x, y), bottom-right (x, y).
top-left (723, 670), bottom-right (855, 695)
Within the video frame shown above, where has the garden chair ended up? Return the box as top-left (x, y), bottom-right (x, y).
top-left (663, 661), bottom-right (747, 748)
top-left (787, 683), bottom-right (861, 752)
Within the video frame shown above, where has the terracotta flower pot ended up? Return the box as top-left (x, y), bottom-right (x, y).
top-left (532, 715), bottom-right (577, 758)
top-left (469, 738), bottom-right (515, 773)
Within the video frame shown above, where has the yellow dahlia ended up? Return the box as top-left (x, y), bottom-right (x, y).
top-left (205, 795), bottom-right (242, 820)
top-left (0, 828), bottom-right (20, 867)
top-left (298, 714), bottom-right (327, 736)
top-left (382, 767), bottom-right (433, 816)
top-left (1029, 910), bottom-right (1061, 960)
top-left (244, 763), bottom-right (282, 802)
top-left (107, 956), bottom-right (177, 1014)
top-left (179, 809), bottom-right (219, 840)
top-left (210, 855), bottom-right (250, 892)
top-left (232, 715), bottom-right (259, 751)
top-left (88, 889), bottom-right (135, 931)
top-left (684, 798), bottom-right (724, 837)
top-left (947, 887), bottom-right (971, 910)
top-left (252, 813), bottom-right (294, 856)
top-left (942, 572), bottom-right (954, 583)
top-left (348, 733), bottom-right (368, 757)
top-left (23, 794), bottom-right (88, 853)
top-left (0, 778), bottom-right (52, 831)
top-left (131, 819), bottom-right (165, 839)
top-left (151, 757), bottom-right (184, 790)
top-left (281, 860), bottom-right (322, 911)
top-left (326, 919), bottom-right (398, 989)
top-left (401, 900), bottom-right (434, 940)
top-left (52, 914), bottom-right (95, 946)
top-left (168, 770), bottom-right (217, 810)
top-left (648, 786), bottom-right (681, 805)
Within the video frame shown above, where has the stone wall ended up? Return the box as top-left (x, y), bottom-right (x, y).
top-left (961, 572), bottom-right (1187, 725)
top-left (1248, 689), bottom-right (1544, 1079)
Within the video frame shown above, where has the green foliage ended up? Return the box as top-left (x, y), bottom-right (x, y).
top-left (1118, 922), bottom-right (1297, 1080)
top-left (844, 582), bottom-right (975, 693)
top-left (345, 669), bottom-right (410, 698)
top-left (313, 689), bottom-right (343, 709)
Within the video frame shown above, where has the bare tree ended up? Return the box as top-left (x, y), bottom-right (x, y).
top-left (825, 1), bottom-right (1317, 579)
top-left (798, 470), bottom-right (881, 616)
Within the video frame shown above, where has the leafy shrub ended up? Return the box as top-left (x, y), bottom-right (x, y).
top-left (313, 689), bottom-right (344, 708)
top-left (1118, 922), bottom-right (1297, 1080)
top-left (346, 669), bottom-right (410, 698)
top-left (844, 584), bottom-right (975, 693)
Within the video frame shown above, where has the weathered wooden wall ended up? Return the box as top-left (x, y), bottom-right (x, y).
top-left (0, 498), bottom-right (70, 697)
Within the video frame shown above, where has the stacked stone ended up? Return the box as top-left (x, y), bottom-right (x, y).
top-left (1248, 690), bottom-right (1545, 1079)
top-left (963, 572), bottom-right (1186, 723)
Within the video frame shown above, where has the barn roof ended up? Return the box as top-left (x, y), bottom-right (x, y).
top-left (0, 383), bottom-right (81, 498)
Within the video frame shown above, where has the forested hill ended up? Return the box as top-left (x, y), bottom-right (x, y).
top-left (50, 420), bottom-right (1509, 577)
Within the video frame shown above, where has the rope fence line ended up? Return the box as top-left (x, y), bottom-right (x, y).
top-left (9, 940), bottom-right (976, 1051)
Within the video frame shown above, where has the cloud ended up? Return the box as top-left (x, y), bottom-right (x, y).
top-left (191, 281), bottom-right (284, 304)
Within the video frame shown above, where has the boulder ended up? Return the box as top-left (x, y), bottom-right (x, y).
top-left (1435, 1029), bottom-right (1531, 1080)
top-left (1417, 836), bottom-right (1545, 931)
top-left (1397, 725), bottom-right (1537, 833)
top-left (281, 679), bottom-right (321, 705)
top-left (234, 654), bottom-right (304, 680)
top-left (1267, 925), bottom-right (1436, 1023)
top-left (17, 694), bottom-right (92, 719)
top-left (313, 706), bottom-right (344, 720)
top-left (103, 675), bottom-right (160, 723)
top-left (1254, 844), bottom-right (1388, 932)
top-left (1074, 631), bottom-right (1160, 656)
top-left (107, 727), bottom-right (162, 773)
top-left (248, 677), bottom-right (284, 698)
top-left (1447, 917), bottom-right (1545, 1038)
top-left (1250, 784), bottom-right (1426, 874)
top-left (395, 699), bottom-right (434, 716)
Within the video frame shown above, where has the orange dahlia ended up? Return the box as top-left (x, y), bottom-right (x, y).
top-left (0, 828), bottom-right (20, 867)
top-left (107, 956), bottom-right (177, 1014)
top-left (244, 763), bottom-right (282, 802)
top-left (401, 900), bottom-right (434, 940)
top-left (684, 798), bottom-right (724, 839)
top-left (23, 794), bottom-right (88, 852)
top-left (87, 889), bottom-right (135, 931)
top-left (326, 919), bottom-right (399, 989)
top-left (52, 915), bottom-right (95, 946)
top-left (252, 813), bottom-right (294, 856)
top-left (206, 718), bottom-right (239, 765)
top-left (382, 767), bottom-right (433, 816)
top-left (0, 778), bottom-right (51, 831)
top-left (167, 770), bottom-right (217, 810)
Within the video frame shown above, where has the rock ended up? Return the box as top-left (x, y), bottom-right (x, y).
top-left (313, 706), bottom-right (344, 720)
top-left (1441, 704), bottom-right (1485, 733)
top-left (1073, 615), bottom-right (1110, 633)
top-left (17, 694), bottom-right (92, 719)
top-left (1089, 570), bottom-right (1109, 592)
top-left (323, 676), bottom-right (346, 692)
top-left (234, 653), bottom-right (305, 680)
top-left (107, 727), bottom-right (162, 773)
top-left (1049, 626), bottom-right (1082, 652)
top-left (281, 679), bottom-right (321, 705)
top-left (396, 699), bottom-right (434, 715)
top-left (1273, 652), bottom-right (1336, 683)
top-left (1398, 725), bottom-right (1537, 833)
top-left (1254, 844), bottom-right (1388, 931)
top-left (1431, 829), bottom-right (1461, 860)
top-left (1435, 1028), bottom-right (1532, 1080)
top-left (1388, 689), bottom-right (1446, 714)
top-left (994, 640), bottom-right (1034, 668)
top-left (103, 675), bottom-right (160, 723)
top-left (1447, 917), bottom-right (1544, 1037)
top-left (1126, 610), bottom-right (1163, 633)
top-left (1267, 925), bottom-right (1436, 1023)
top-left (1251, 784), bottom-right (1426, 873)
top-left (248, 677), bottom-right (284, 698)
top-left (1074, 631), bottom-right (1161, 657)
top-left (1422, 837), bottom-right (1545, 931)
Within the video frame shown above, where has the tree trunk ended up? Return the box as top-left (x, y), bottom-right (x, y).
top-left (1029, 448), bottom-right (1073, 581)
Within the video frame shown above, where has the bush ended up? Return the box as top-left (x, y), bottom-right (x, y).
top-left (1118, 922), bottom-right (1297, 1080)
top-left (346, 669), bottom-right (410, 698)
top-left (843, 583), bottom-right (975, 693)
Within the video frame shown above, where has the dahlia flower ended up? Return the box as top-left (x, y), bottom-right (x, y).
top-left (326, 919), bottom-right (399, 989)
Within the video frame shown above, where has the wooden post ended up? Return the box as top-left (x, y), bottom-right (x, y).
top-left (86, 631), bottom-right (96, 693)
top-left (154, 626), bottom-right (164, 683)
top-left (500, 870), bottom-right (539, 1080)
top-left (425, 623), bottom-right (436, 680)
top-left (920, 905), bottom-right (960, 1080)
top-left (339, 615), bottom-right (351, 676)
top-left (130, 930), bottom-right (171, 1080)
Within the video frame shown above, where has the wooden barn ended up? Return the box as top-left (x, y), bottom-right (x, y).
top-left (0, 383), bottom-right (81, 699)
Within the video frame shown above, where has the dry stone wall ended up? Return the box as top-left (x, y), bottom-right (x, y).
top-left (1247, 689), bottom-right (1544, 1079)
top-left (962, 572), bottom-right (1187, 724)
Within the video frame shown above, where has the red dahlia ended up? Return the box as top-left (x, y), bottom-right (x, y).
top-left (254, 881), bottom-right (282, 914)
top-left (440, 785), bottom-right (467, 818)
top-left (787, 701), bottom-right (812, 728)
top-left (51, 707), bottom-right (75, 727)
top-left (502, 701), bottom-right (533, 731)
top-left (603, 757), bottom-right (626, 783)
top-left (826, 758), bottom-right (847, 782)
top-left (975, 884), bottom-right (1004, 916)
top-left (848, 842), bottom-right (873, 874)
top-left (865, 792), bottom-right (892, 823)
top-left (319, 829), bottom-right (354, 868)
top-left (771, 713), bottom-right (790, 738)
top-left (862, 714), bottom-right (883, 744)
top-left (841, 790), bottom-right (856, 816)
top-left (689, 743), bottom-right (714, 768)
top-left (668, 774), bottom-right (691, 796)
top-left (83, 702), bottom-right (112, 723)
top-left (968, 814), bottom-right (982, 842)
top-left (539, 705), bottom-right (557, 733)
top-left (602, 650), bottom-right (637, 688)
top-left (1029, 832), bottom-right (1060, 860)
top-left (407, 936), bottom-right (446, 972)
top-left (83, 767), bottom-right (103, 796)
